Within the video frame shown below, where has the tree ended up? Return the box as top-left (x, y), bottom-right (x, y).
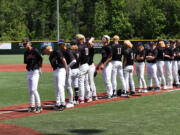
top-left (140, 1), bottom-right (166, 39)
top-left (109, 0), bottom-right (134, 39)
top-left (94, 0), bottom-right (109, 39)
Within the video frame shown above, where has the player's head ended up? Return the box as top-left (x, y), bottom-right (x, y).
top-left (58, 40), bottom-right (66, 52)
top-left (76, 34), bottom-right (85, 45)
top-left (113, 35), bottom-right (119, 42)
top-left (70, 39), bottom-right (78, 50)
top-left (176, 39), bottom-right (180, 47)
top-left (170, 40), bottom-right (176, 48)
top-left (42, 46), bottom-right (53, 55)
top-left (137, 42), bottom-right (144, 51)
top-left (164, 40), bottom-right (170, 48)
top-left (149, 41), bottom-right (156, 49)
top-left (102, 35), bottom-right (110, 45)
top-left (124, 40), bottom-right (133, 49)
top-left (22, 38), bottom-right (31, 49)
top-left (158, 41), bottom-right (165, 48)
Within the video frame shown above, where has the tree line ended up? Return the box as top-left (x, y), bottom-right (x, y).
top-left (0, 0), bottom-right (180, 41)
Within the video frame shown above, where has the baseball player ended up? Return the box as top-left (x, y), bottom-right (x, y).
top-left (176, 39), bottom-right (180, 80)
top-left (164, 40), bottom-right (173, 89)
top-left (42, 44), bottom-right (68, 111)
top-left (156, 41), bottom-right (167, 89)
top-left (59, 41), bottom-right (76, 108)
top-left (86, 37), bottom-right (98, 101)
top-left (123, 40), bottom-right (135, 96)
top-left (76, 34), bottom-right (90, 103)
top-left (146, 41), bottom-right (160, 91)
top-left (22, 38), bottom-right (43, 113)
top-left (171, 40), bottom-right (180, 87)
top-left (135, 42), bottom-right (147, 92)
top-left (96, 35), bottom-right (113, 99)
top-left (111, 35), bottom-right (127, 96)
top-left (69, 40), bottom-right (80, 104)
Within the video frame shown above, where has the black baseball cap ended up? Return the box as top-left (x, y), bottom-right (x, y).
top-left (58, 39), bottom-right (65, 45)
top-left (22, 38), bottom-right (30, 45)
top-left (137, 42), bottom-right (143, 46)
top-left (70, 39), bottom-right (77, 46)
top-left (149, 41), bottom-right (156, 46)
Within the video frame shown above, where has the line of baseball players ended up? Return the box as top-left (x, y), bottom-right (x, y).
top-left (22, 35), bottom-right (180, 113)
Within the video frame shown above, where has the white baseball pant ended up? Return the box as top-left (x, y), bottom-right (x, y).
top-left (102, 62), bottom-right (113, 96)
top-left (111, 60), bottom-right (127, 92)
top-left (165, 61), bottom-right (173, 87)
top-left (27, 69), bottom-right (41, 107)
top-left (88, 64), bottom-right (97, 97)
top-left (157, 61), bottom-right (166, 87)
top-left (78, 63), bottom-right (90, 101)
top-left (53, 68), bottom-right (66, 106)
top-left (136, 62), bottom-right (147, 89)
top-left (146, 63), bottom-right (160, 87)
top-left (65, 68), bottom-right (79, 103)
top-left (123, 65), bottom-right (135, 92)
top-left (172, 60), bottom-right (180, 84)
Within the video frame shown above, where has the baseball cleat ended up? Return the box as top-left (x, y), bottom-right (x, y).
top-left (28, 107), bottom-right (36, 112)
top-left (34, 106), bottom-right (43, 113)
top-left (74, 100), bottom-right (79, 105)
top-left (163, 86), bottom-right (167, 90)
top-left (58, 105), bottom-right (66, 111)
top-left (154, 87), bottom-right (160, 91)
top-left (148, 87), bottom-right (153, 91)
top-left (79, 100), bottom-right (85, 104)
top-left (85, 98), bottom-right (92, 103)
top-left (143, 89), bottom-right (148, 93)
top-left (138, 89), bottom-right (143, 93)
top-left (66, 103), bottom-right (74, 108)
top-left (92, 96), bottom-right (98, 101)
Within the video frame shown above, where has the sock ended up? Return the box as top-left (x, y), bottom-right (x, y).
top-left (74, 88), bottom-right (79, 101)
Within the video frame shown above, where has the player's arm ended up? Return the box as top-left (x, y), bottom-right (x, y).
top-left (24, 53), bottom-right (27, 64)
top-left (68, 51), bottom-right (76, 68)
top-left (123, 55), bottom-right (127, 68)
top-left (104, 55), bottom-right (112, 67)
top-left (61, 57), bottom-right (68, 74)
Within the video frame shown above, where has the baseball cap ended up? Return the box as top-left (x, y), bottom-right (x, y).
top-left (149, 41), bottom-right (156, 46)
top-left (58, 39), bottom-right (65, 45)
top-left (164, 40), bottom-right (170, 44)
top-left (137, 42), bottom-right (143, 46)
top-left (103, 35), bottom-right (110, 43)
top-left (70, 39), bottom-right (77, 46)
top-left (22, 38), bottom-right (30, 45)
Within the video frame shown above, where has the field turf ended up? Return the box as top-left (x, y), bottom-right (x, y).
top-left (0, 54), bottom-right (180, 135)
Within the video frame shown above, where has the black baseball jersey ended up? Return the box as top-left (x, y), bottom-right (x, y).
top-left (164, 48), bottom-right (173, 61)
top-left (70, 49), bottom-right (80, 69)
top-left (101, 45), bottom-right (112, 64)
top-left (62, 49), bottom-right (75, 65)
top-left (24, 48), bottom-right (42, 71)
top-left (146, 48), bottom-right (158, 63)
top-left (49, 50), bottom-right (65, 70)
top-left (135, 49), bottom-right (146, 62)
top-left (172, 48), bottom-right (179, 60)
top-left (88, 47), bottom-right (95, 65)
top-left (112, 44), bottom-right (124, 61)
top-left (124, 49), bottom-right (134, 66)
top-left (78, 44), bottom-right (89, 65)
top-left (157, 48), bottom-right (165, 61)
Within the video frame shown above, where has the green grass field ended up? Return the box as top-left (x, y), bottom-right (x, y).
top-left (1, 54), bottom-right (180, 135)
